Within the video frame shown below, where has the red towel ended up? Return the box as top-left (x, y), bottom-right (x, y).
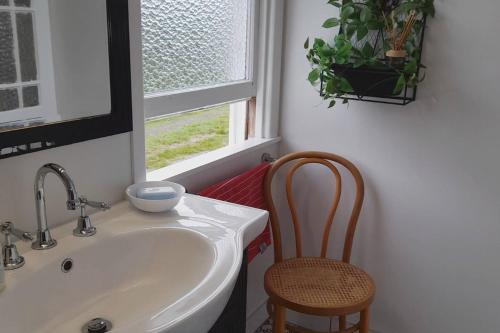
top-left (197, 163), bottom-right (272, 263)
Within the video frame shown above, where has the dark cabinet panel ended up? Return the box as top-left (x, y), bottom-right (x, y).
top-left (209, 251), bottom-right (248, 333)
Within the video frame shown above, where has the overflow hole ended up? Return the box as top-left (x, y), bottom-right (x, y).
top-left (61, 258), bottom-right (73, 273)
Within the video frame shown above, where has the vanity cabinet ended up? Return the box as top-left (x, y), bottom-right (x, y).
top-left (209, 252), bottom-right (248, 333)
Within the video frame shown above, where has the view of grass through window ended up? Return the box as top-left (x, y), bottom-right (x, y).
top-left (145, 105), bottom-right (230, 171)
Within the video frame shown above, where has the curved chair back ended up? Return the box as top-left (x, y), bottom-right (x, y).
top-left (264, 151), bottom-right (364, 264)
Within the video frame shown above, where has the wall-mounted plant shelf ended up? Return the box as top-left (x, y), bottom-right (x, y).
top-left (320, 15), bottom-right (427, 106)
top-left (306, 0), bottom-right (434, 108)
top-left (321, 60), bottom-right (419, 106)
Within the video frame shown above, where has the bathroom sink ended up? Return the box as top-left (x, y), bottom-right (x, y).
top-left (0, 194), bottom-right (268, 333)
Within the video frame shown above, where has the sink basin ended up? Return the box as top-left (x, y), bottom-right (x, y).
top-left (0, 194), bottom-right (268, 333)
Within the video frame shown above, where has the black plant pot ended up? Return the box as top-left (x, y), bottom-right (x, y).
top-left (331, 63), bottom-right (401, 98)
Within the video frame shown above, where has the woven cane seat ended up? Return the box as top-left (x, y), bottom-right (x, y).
top-left (264, 257), bottom-right (375, 316)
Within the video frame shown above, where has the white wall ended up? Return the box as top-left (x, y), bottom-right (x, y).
top-left (0, 134), bottom-right (133, 232)
top-left (278, 1), bottom-right (500, 332)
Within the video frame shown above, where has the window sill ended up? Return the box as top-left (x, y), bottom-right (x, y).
top-left (146, 137), bottom-right (281, 181)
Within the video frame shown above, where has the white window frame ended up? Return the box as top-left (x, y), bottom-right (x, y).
top-left (130, 0), bottom-right (285, 182)
top-left (0, 0), bottom-right (59, 126)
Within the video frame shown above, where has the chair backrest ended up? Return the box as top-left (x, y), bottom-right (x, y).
top-left (264, 151), bottom-right (364, 264)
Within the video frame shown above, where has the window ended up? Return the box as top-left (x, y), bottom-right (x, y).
top-left (141, 0), bottom-right (259, 173)
top-left (135, 0), bottom-right (283, 180)
top-left (142, 0), bottom-right (250, 94)
top-left (0, 0), bottom-right (57, 128)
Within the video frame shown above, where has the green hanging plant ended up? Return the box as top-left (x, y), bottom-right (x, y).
top-left (305, 0), bottom-right (435, 108)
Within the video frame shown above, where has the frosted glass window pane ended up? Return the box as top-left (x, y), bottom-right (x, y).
top-left (22, 85), bottom-right (38, 107)
top-left (14, 0), bottom-right (31, 7)
top-left (16, 12), bottom-right (37, 82)
top-left (0, 1), bottom-right (8, 6)
top-left (0, 11), bottom-right (17, 84)
top-left (0, 89), bottom-right (19, 111)
top-left (142, 0), bottom-right (249, 94)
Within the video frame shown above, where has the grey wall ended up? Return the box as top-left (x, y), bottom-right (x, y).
top-left (278, 1), bottom-right (500, 332)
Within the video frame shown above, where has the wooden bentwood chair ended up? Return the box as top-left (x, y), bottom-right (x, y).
top-left (263, 152), bottom-right (375, 333)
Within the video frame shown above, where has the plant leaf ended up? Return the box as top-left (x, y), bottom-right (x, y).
top-left (337, 43), bottom-right (352, 57)
top-left (362, 43), bottom-right (374, 57)
top-left (340, 77), bottom-right (354, 92)
top-left (345, 24), bottom-right (357, 39)
top-left (340, 5), bottom-right (355, 20)
top-left (304, 37), bottom-right (310, 49)
top-left (404, 59), bottom-right (418, 74)
top-left (360, 7), bottom-right (371, 22)
top-left (308, 69), bottom-right (321, 84)
top-left (366, 19), bottom-right (383, 30)
top-left (328, 0), bottom-right (342, 8)
top-left (393, 74), bottom-right (406, 94)
top-left (328, 100), bottom-right (337, 108)
top-left (313, 38), bottom-right (326, 49)
top-left (325, 78), bottom-right (335, 94)
top-left (320, 44), bottom-right (335, 57)
top-left (357, 26), bottom-right (369, 40)
top-left (353, 58), bottom-right (366, 68)
top-left (322, 18), bottom-right (340, 28)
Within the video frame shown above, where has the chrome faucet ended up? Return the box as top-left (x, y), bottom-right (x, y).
top-left (33, 163), bottom-right (79, 250)
top-left (1, 221), bottom-right (33, 270)
top-left (73, 196), bottom-right (111, 237)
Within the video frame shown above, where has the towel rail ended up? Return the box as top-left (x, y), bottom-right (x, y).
top-left (262, 153), bottom-right (276, 163)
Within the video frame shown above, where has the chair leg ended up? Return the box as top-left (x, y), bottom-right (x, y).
top-left (339, 316), bottom-right (346, 331)
top-left (273, 305), bottom-right (286, 333)
top-left (359, 308), bottom-right (370, 333)
top-left (267, 298), bottom-right (274, 317)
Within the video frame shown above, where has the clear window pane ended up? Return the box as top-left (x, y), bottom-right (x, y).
top-left (145, 104), bottom-right (231, 170)
top-left (0, 11), bottom-right (17, 84)
top-left (14, 0), bottom-right (31, 7)
top-left (0, 88), bottom-right (19, 112)
top-left (16, 12), bottom-right (37, 82)
top-left (142, 0), bottom-right (249, 94)
top-left (22, 85), bottom-right (38, 107)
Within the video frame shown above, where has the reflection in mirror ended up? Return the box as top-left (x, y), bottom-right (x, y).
top-left (0, 0), bottom-right (110, 132)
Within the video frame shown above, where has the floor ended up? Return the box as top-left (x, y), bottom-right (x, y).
top-left (254, 319), bottom-right (291, 333)
top-left (254, 319), bottom-right (273, 333)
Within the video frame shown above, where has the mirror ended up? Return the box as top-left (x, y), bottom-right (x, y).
top-left (0, 0), bottom-right (110, 130)
top-left (0, 0), bottom-right (132, 158)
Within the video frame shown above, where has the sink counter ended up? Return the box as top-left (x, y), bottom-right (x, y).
top-left (0, 194), bottom-right (268, 333)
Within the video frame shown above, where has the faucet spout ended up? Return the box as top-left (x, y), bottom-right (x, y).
top-left (33, 163), bottom-right (78, 250)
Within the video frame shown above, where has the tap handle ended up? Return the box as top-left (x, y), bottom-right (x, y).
top-left (78, 196), bottom-right (111, 211)
top-left (1, 221), bottom-right (34, 243)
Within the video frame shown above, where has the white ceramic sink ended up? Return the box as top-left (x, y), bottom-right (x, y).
top-left (0, 194), bottom-right (268, 333)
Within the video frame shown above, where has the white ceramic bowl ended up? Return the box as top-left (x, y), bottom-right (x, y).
top-left (126, 181), bottom-right (186, 213)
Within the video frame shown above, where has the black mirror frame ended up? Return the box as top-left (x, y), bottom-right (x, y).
top-left (0, 0), bottom-right (133, 160)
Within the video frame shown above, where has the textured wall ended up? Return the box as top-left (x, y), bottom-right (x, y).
top-left (278, 0), bottom-right (500, 332)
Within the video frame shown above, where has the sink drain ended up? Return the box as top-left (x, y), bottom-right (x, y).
top-left (82, 318), bottom-right (112, 333)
